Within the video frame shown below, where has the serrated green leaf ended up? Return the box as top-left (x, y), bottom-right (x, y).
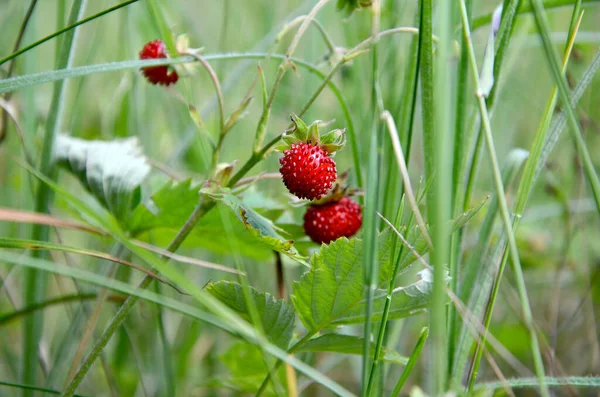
top-left (206, 281), bottom-right (295, 348)
top-left (53, 135), bottom-right (150, 225)
top-left (297, 334), bottom-right (408, 365)
top-left (291, 237), bottom-right (425, 331)
top-left (129, 180), bottom-right (275, 260)
top-left (129, 179), bottom-right (200, 234)
top-left (334, 269), bottom-right (439, 325)
top-left (207, 189), bottom-right (306, 264)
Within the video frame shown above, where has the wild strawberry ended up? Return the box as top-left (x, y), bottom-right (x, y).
top-left (278, 115), bottom-right (346, 201)
top-left (139, 40), bottom-right (179, 86)
top-left (279, 143), bottom-right (336, 200)
top-left (303, 197), bottom-right (362, 244)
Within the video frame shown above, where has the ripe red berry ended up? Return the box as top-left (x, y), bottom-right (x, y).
top-left (303, 197), bottom-right (362, 244)
top-left (279, 142), bottom-right (337, 200)
top-left (139, 40), bottom-right (179, 86)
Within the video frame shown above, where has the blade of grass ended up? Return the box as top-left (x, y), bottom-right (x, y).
top-left (465, 6), bottom-right (583, 391)
top-left (0, 0), bottom-right (39, 143)
top-left (0, 0), bottom-right (139, 67)
top-left (0, 207), bottom-right (104, 235)
top-left (528, 0), bottom-right (600, 214)
top-left (428, 0), bottom-right (454, 393)
top-left (474, 376), bottom-right (600, 391)
top-left (457, 1), bottom-right (549, 395)
top-left (362, 1), bottom-right (383, 394)
top-left (450, 148), bottom-right (529, 386)
top-left (389, 328), bottom-right (429, 396)
top-left (25, 1), bottom-right (87, 394)
top-left (367, 111), bottom-right (433, 391)
top-left (471, 0), bottom-right (600, 31)
top-left (0, 294), bottom-right (124, 326)
top-left (0, 380), bottom-right (88, 397)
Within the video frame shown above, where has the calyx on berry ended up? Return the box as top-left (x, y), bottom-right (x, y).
top-left (279, 114), bottom-right (346, 155)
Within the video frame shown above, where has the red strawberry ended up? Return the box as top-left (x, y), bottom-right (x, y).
top-left (139, 40), bottom-right (179, 86)
top-left (279, 143), bottom-right (337, 200)
top-left (277, 115), bottom-right (346, 201)
top-left (303, 197), bottom-right (362, 244)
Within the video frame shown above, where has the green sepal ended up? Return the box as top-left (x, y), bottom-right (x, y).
top-left (277, 114), bottom-right (347, 154)
top-left (306, 121), bottom-right (321, 145)
top-left (290, 114), bottom-right (308, 141)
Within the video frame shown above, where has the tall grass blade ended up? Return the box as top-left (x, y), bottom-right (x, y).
top-left (24, 1), bottom-right (87, 394)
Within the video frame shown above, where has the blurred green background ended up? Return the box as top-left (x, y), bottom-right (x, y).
top-left (1, 0), bottom-right (600, 395)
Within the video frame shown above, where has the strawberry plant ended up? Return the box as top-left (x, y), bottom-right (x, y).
top-left (1, 0), bottom-right (600, 396)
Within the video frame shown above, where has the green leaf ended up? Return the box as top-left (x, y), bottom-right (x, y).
top-left (130, 180), bottom-right (276, 260)
top-left (291, 237), bottom-right (433, 331)
top-left (393, 197), bottom-right (488, 275)
top-left (129, 179), bottom-right (200, 234)
top-left (297, 334), bottom-right (408, 365)
top-left (215, 341), bottom-right (287, 396)
top-left (335, 269), bottom-right (440, 325)
top-left (206, 281), bottom-right (295, 349)
top-left (207, 188), bottom-right (306, 264)
top-left (54, 135), bottom-right (150, 225)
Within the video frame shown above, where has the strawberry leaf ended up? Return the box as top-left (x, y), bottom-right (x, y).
top-left (130, 180), bottom-right (275, 260)
top-left (206, 281), bottom-right (295, 349)
top-left (207, 188), bottom-right (307, 264)
top-left (53, 135), bottom-right (151, 226)
top-left (297, 334), bottom-right (408, 365)
top-left (291, 237), bottom-right (433, 331)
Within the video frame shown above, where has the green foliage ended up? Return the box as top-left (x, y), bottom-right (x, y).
top-left (297, 334), bottom-right (408, 365)
top-left (206, 281), bottom-right (295, 349)
top-left (54, 135), bottom-right (151, 224)
top-left (215, 342), bottom-right (287, 396)
top-left (291, 237), bottom-right (435, 331)
top-left (207, 188), bottom-right (306, 263)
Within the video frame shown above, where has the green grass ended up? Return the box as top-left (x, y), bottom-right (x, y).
top-left (1, 0), bottom-right (600, 396)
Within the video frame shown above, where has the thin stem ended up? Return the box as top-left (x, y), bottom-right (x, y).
top-left (0, 0), bottom-right (39, 143)
top-left (362, 0), bottom-right (383, 394)
top-left (457, 1), bottom-right (549, 395)
top-left (61, 199), bottom-right (215, 397)
top-left (466, 6), bottom-right (582, 392)
top-left (428, 0), bottom-right (454, 392)
top-left (0, 0), bottom-right (139, 67)
top-left (367, 111), bottom-right (432, 391)
top-left (389, 328), bottom-right (429, 396)
top-left (182, 52), bottom-right (226, 170)
top-left (276, 15), bottom-right (337, 53)
top-left (255, 331), bottom-right (318, 396)
top-left (252, 0), bottom-right (331, 151)
top-left (528, 0), bottom-right (600, 215)
top-left (26, 1), bottom-right (87, 395)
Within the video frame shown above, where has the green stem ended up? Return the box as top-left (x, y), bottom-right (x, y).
top-left (0, 0), bottom-right (39, 143)
top-left (447, 0), bottom-right (472, 378)
top-left (254, 331), bottom-right (318, 396)
top-left (61, 198), bottom-right (215, 397)
top-left (389, 328), bottom-right (429, 396)
top-left (0, 294), bottom-right (124, 326)
top-left (471, 0), bottom-right (600, 31)
top-left (363, 1), bottom-right (384, 394)
top-left (528, 0), bottom-right (600, 217)
top-left (25, 1), bottom-right (87, 395)
top-left (252, 0), bottom-right (331, 151)
top-left (457, 1), bottom-right (549, 395)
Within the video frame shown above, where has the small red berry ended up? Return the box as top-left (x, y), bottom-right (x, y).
top-left (139, 40), bottom-right (179, 86)
top-left (303, 197), bottom-right (362, 244)
top-left (279, 142), bottom-right (337, 200)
